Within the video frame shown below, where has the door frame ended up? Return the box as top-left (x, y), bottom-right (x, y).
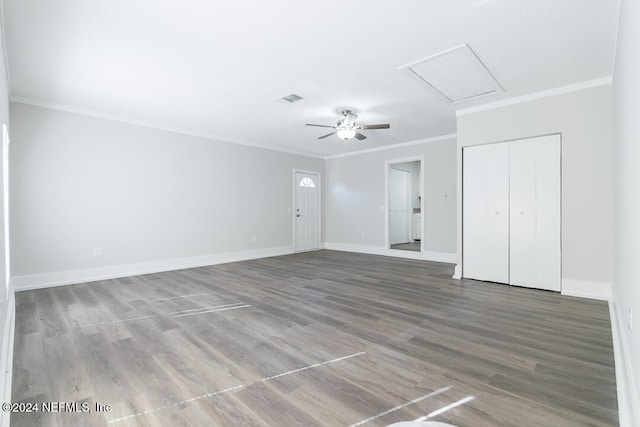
top-left (293, 169), bottom-right (322, 252)
top-left (458, 133), bottom-right (562, 288)
top-left (2, 125), bottom-right (9, 299)
top-left (385, 156), bottom-right (424, 260)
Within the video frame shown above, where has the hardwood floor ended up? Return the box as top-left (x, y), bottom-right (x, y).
top-left (11, 250), bottom-right (617, 426)
top-left (389, 242), bottom-right (420, 252)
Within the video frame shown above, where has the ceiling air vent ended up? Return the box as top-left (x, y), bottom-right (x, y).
top-left (400, 44), bottom-right (503, 103)
top-left (280, 93), bottom-right (303, 103)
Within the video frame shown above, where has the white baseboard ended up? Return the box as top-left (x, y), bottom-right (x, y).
top-left (609, 298), bottom-right (640, 427)
top-left (324, 242), bottom-right (386, 256)
top-left (12, 246), bottom-right (294, 291)
top-left (387, 249), bottom-right (422, 260)
top-left (1, 292), bottom-right (15, 427)
top-left (324, 243), bottom-right (456, 264)
top-left (421, 251), bottom-right (457, 264)
top-left (453, 264), bottom-right (462, 279)
top-left (561, 278), bottom-right (612, 301)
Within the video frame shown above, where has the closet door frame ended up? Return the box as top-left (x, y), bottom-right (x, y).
top-left (461, 133), bottom-right (562, 291)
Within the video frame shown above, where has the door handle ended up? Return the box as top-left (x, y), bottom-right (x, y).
top-left (296, 214), bottom-right (301, 217)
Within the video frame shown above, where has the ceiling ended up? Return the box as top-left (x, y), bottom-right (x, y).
top-left (2, 0), bottom-right (620, 158)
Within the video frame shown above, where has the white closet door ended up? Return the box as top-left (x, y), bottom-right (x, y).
top-left (463, 142), bottom-right (509, 283)
top-left (510, 139), bottom-right (537, 286)
top-left (509, 135), bottom-right (561, 291)
top-left (462, 146), bottom-right (486, 280)
top-left (389, 168), bottom-right (410, 245)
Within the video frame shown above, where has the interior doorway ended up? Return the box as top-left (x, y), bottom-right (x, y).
top-left (386, 158), bottom-right (423, 256)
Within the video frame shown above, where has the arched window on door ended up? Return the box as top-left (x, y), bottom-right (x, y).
top-left (299, 177), bottom-right (315, 188)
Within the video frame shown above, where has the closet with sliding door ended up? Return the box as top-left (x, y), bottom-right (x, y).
top-left (462, 134), bottom-right (561, 292)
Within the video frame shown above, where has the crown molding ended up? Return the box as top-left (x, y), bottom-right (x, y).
top-left (324, 133), bottom-right (457, 160)
top-left (10, 97), bottom-right (457, 161)
top-left (9, 96), bottom-right (326, 159)
top-left (455, 76), bottom-right (613, 117)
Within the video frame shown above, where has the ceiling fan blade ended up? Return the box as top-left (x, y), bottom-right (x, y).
top-left (306, 123), bottom-right (335, 128)
top-left (318, 132), bottom-right (336, 139)
top-left (354, 132), bottom-right (367, 140)
top-left (358, 124), bottom-right (390, 130)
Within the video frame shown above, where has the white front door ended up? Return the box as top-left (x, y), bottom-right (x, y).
top-left (295, 171), bottom-right (320, 251)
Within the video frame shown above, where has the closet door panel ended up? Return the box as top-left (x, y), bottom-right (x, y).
top-left (483, 143), bottom-right (510, 283)
top-left (509, 139), bottom-right (537, 287)
top-left (509, 134), bottom-right (561, 291)
top-left (535, 135), bottom-right (562, 291)
top-left (463, 143), bottom-right (509, 283)
top-left (462, 146), bottom-right (486, 280)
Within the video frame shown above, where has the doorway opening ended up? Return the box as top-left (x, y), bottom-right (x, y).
top-left (385, 157), bottom-right (424, 258)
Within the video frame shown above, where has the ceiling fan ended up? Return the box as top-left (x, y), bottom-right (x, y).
top-left (306, 110), bottom-right (390, 140)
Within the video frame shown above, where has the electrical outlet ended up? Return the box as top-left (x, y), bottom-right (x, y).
top-left (629, 308), bottom-right (633, 333)
top-left (251, 235), bottom-right (257, 243)
top-left (361, 232), bottom-right (366, 239)
top-left (93, 247), bottom-right (101, 256)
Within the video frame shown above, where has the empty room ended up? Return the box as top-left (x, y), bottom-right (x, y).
top-left (0, 0), bottom-right (639, 426)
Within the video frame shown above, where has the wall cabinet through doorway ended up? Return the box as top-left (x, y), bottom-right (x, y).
top-left (462, 134), bottom-right (561, 292)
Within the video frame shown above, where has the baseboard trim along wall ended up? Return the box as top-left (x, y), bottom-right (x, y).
top-left (421, 251), bottom-right (457, 264)
top-left (5, 246), bottom-right (632, 426)
top-left (609, 298), bottom-right (640, 427)
top-left (561, 278), bottom-right (612, 301)
top-left (324, 243), bottom-right (386, 256)
top-left (12, 246), bottom-right (295, 291)
top-left (453, 264), bottom-right (462, 279)
top-left (324, 243), bottom-right (456, 264)
top-left (1, 293), bottom-right (16, 427)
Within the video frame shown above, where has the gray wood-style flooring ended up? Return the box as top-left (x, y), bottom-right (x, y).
top-left (389, 242), bottom-right (420, 252)
top-left (11, 250), bottom-right (617, 426)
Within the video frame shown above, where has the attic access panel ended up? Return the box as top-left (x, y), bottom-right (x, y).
top-left (401, 44), bottom-right (503, 103)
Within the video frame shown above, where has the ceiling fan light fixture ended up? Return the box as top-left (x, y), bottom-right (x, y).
top-left (306, 110), bottom-right (389, 141)
top-left (336, 128), bottom-right (356, 140)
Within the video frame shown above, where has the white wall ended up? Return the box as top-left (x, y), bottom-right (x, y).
top-left (325, 137), bottom-right (456, 261)
top-left (0, 7), bottom-right (14, 425)
top-left (9, 103), bottom-right (324, 288)
top-left (456, 85), bottom-right (615, 299)
top-left (612, 0), bottom-right (640, 424)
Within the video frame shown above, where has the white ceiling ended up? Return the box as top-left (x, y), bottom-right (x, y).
top-left (2, 0), bottom-right (620, 158)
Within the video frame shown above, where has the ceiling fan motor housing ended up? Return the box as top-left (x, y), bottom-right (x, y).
top-left (342, 110), bottom-right (358, 127)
